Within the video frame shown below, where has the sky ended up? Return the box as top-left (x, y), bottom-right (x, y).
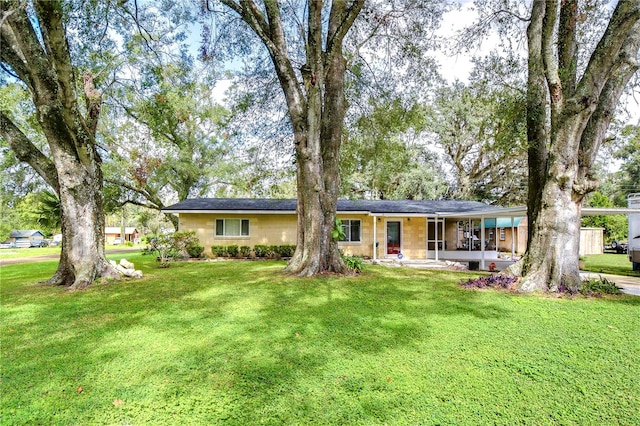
top-left (209, 2), bottom-right (639, 124)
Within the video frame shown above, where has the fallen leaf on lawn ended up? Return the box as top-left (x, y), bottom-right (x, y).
top-left (8, 329), bottom-right (15, 333)
top-left (295, 333), bottom-right (300, 338)
top-left (77, 387), bottom-right (83, 394)
top-left (113, 399), bottom-right (124, 407)
top-left (386, 377), bottom-right (393, 382)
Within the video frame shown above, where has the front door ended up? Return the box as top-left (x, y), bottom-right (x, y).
top-left (387, 221), bottom-right (401, 255)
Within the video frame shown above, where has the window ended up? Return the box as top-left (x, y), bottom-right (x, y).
top-left (340, 219), bottom-right (361, 242)
top-left (499, 228), bottom-right (506, 241)
top-left (216, 219), bottom-right (250, 237)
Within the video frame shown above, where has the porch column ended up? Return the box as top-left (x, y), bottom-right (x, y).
top-left (511, 217), bottom-right (515, 259)
top-left (373, 215), bottom-right (377, 260)
top-left (425, 217), bottom-right (429, 260)
top-left (480, 216), bottom-right (486, 270)
top-left (443, 217), bottom-right (446, 253)
top-left (435, 215), bottom-right (439, 261)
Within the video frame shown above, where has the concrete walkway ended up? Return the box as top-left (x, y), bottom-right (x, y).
top-left (579, 272), bottom-right (640, 296)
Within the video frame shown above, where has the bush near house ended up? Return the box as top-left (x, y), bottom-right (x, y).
top-left (253, 244), bottom-right (270, 258)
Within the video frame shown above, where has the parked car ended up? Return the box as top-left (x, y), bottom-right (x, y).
top-left (0, 241), bottom-right (16, 249)
top-left (611, 240), bottom-right (628, 254)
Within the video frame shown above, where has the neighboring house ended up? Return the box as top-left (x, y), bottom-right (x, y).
top-left (104, 227), bottom-right (140, 244)
top-left (8, 230), bottom-right (45, 248)
top-left (163, 198), bottom-right (528, 268)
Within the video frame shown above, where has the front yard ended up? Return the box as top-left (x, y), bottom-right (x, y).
top-left (1, 254), bottom-right (639, 425)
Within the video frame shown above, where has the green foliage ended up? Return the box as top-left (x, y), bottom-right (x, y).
top-left (612, 125), bottom-right (640, 199)
top-left (211, 245), bottom-right (255, 258)
top-left (253, 244), bottom-right (269, 258)
top-left (268, 245), bottom-right (281, 258)
top-left (186, 244), bottom-right (204, 258)
top-left (277, 245), bottom-right (296, 258)
top-left (150, 231), bottom-right (201, 266)
top-left (2, 257), bottom-right (639, 424)
top-left (429, 59), bottom-right (528, 205)
top-left (581, 191), bottom-right (627, 242)
top-left (211, 245), bottom-right (227, 257)
top-left (332, 218), bottom-right (345, 241)
top-left (226, 245), bottom-right (239, 258)
top-left (341, 254), bottom-right (364, 273)
top-left (340, 97), bottom-right (447, 200)
top-left (150, 234), bottom-right (181, 267)
top-left (580, 277), bottom-right (623, 296)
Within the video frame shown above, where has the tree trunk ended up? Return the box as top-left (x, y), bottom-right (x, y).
top-left (520, 148), bottom-right (583, 292)
top-left (518, 0), bottom-right (640, 292)
top-left (1, 1), bottom-right (120, 289)
top-left (219, 1), bottom-right (362, 276)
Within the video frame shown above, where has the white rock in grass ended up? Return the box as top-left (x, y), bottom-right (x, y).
top-left (120, 259), bottom-right (134, 270)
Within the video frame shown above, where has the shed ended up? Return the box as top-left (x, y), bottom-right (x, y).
top-left (579, 228), bottom-right (604, 256)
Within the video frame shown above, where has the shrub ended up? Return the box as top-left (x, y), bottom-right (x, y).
top-left (149, 234), bottom-right (181, 267)
top-left (239, 246), bottom-right (252, 257)
top-left (342, 255), bottom-right (364, 273)
top-left (277, 245), bottom-right (296, 258)
top-left (125, 241), bottom-right (134, 247)
top-left (267, 245), bottom-right (280, 259)
top-left (211, 246), bottom-right (227, 257)
top-left (460, 274), bottom-right (518, 290)
top-left (579, 277), bottom-right (623, 296)
top-left (172, 231), bottom-right (201, 258)
top-left (187, 245), bottom-right (204, 258)
top-left (226, 245), bottom-right (239, 258)
top-left (254, 245), bottom-right (269, 258)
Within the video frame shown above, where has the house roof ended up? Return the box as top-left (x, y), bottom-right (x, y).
top-left (162, 198), bottom-right (504, 216)
top-left (9, 230), bottom-right (44, 238)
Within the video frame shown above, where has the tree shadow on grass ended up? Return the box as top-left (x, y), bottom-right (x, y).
top-left (1, 259), bottom-right (514, 424)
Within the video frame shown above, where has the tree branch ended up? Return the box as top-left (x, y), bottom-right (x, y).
top-left (557, 0), bottom-right (577, 94)
top-left (574, 0), bottom-right (640, 108)
top-left (0, 110), bottom-right (59, 192)
top-left (541, 0), bottom-right (563, 116)
top-left (34, 0), bottom-right (77, 115)
top-left (325, 0), bottom-right (364, 65)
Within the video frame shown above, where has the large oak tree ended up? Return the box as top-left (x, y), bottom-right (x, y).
top-left (519, 0), bottom-right (640, 291)
top-left (210, 1), bottom-right (365, 276)
top-left (0, 0), bottom-right (118, 289)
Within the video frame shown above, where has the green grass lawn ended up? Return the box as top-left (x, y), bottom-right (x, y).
top-left (583, 253), bottom-right (640, 277)
top-left (2, 255), bottom-right (639, 425)
top-left (0, 246), bottom-right (62, 259)
top-left (0, 245), bottom-right (141, 260)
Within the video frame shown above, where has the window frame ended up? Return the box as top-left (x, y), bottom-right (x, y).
top-left (339, 219), bottom-right (362, 243)
top-left (215, 218), bottom-right (250, 237)
top-left (499, 227), bottom-right (506, 241)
